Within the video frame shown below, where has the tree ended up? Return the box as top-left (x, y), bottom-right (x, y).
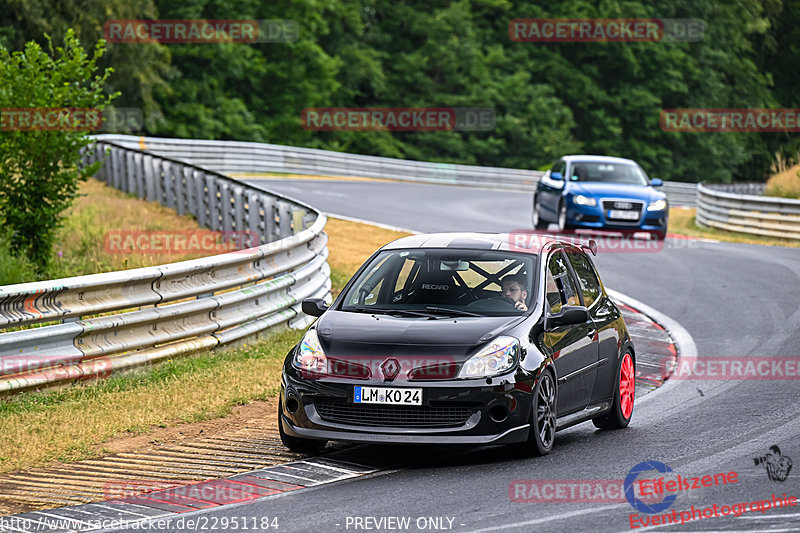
top-left (0, 29), bottom-right (117, 269)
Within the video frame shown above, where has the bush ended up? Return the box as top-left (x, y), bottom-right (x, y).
top-left (0, 29), bottom-right (116, 271)
top-left (0, 232), bottom-right (38, 285)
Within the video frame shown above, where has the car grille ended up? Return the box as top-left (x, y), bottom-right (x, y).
top-left (314, 398), bottom-right (473, 428)
top-left (602, 200), bottom-right (644, 211)
top-left (602, 199), bottom-right (644, 223)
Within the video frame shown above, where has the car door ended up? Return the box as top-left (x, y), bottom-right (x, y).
top-left (565, 247), bottom-right (626, 404)
top-left (538, 159), bottom-right (566, 220)
top-left (542, 248), bottom-right (600, 415)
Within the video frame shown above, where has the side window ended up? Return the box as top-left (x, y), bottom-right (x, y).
top-left (550, 159), bottom-right (565, 177)
top-left (566, 249), bottom-right (601, 307)
top-left (545, 251), bottom-right (580, 313)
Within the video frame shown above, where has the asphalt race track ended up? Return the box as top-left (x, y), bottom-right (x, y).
top-left (108, 178), bottom-right (800, 532)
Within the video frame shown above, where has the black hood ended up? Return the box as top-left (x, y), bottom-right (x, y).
top-left (314, 310), bottom-right (522, 360)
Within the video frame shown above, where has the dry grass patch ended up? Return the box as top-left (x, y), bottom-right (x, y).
top-left (765, 163), bottom-right (800, 199)
top-left (668, 207), bottom-right (799, 247)
top-left (47, 179), bottom-right (239, 279)
top-left (324, 217), bottom-right (412, 296)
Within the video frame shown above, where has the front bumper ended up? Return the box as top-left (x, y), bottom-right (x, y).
top-left (568, 201), bottom-right (668, 232)
top-left (280, 361), bottom-right (534, 445)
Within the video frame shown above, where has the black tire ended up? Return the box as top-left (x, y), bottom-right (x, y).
top-left (509, 371), bottom-right (557, 456)
top-left (557, 200), bottom-right (571, 231)
top-left (532, 196), bottom-right (548, 229)
top-left (653, 230), bottom-right (667, 241)
top-left (278, 399), bottom-right (328, 454)
top-left (593, 351), bottom-right (635, 430)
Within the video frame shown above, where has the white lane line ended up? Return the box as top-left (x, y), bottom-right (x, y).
top-left (259, 469), bottom-right (319, 483)
top-left (29, 510), bottom-right (95, 528)
top-left (89, 503), bottom-right (149, 517)
top-left (463, 504), bottom-right (627, 532)
top-left (327, 213), bottom-right (421, 234)
top-left (298, 459), bottom-right (362, 475)
top-left (737, 512), bottom-right (800, 520)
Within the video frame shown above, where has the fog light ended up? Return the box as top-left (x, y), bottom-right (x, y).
top-left (286, 397), bottom-right (300, 413)
top-left (489, 405), bottom-right (508, 422)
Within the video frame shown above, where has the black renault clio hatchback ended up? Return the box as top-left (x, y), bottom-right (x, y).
top-left (280, 233), bottom-right (635, 456)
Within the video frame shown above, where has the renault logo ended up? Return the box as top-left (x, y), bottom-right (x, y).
top-left (381, 358), bottom-right (400, 380)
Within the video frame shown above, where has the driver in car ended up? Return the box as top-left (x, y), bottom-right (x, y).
top-left (501, 274), bottom-right (529, 311)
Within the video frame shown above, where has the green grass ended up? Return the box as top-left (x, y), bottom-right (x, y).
top-left (0, 329), bottom-right (304, 471)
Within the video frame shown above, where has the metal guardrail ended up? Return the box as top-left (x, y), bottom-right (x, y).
top-left (696, 182), bottom-right (800, 240)
top-left (95, 135), bottom-right (698, 206)
top-left (659, 182), bottom-right (698, 207)
top-left (0, 141), bottom-right (331, 394)
top-left (95, 135), bottom-right (543, 191)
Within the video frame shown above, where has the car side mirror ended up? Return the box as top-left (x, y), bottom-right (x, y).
top-left (302, 298), bottom-right (329, 317)
top-left (546, 305), bottom-right (589, 329)
top-left (551, 171), bottom-right (563, 181)
top-left (650, 178), bottom-right (663, 187)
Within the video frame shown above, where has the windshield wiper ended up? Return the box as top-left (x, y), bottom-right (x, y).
top-left (424, 306), bottom-right (482, 317)
top-left (353, 306), bottom-right (437, 318)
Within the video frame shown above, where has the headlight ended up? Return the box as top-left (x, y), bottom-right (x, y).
top-left (647, 199), bottom-right (668, 211)
top-left (574, 194), bottom-right (597, 207)
top-left (293, 329), bottom-right (327, 373)
top-left (458, 336), bottom-right (519, 379)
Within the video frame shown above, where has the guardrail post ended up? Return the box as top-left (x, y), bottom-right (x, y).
top-left (125, 151), bottom-right (136, 194)
top-left (232, 186), bottom-right (245, 235)
top-left (292, 208), bottom-right (306, 234)
top-left (194, 171), bottom-right (207, 227)
top-left (220, 182), bottom-right (233, 233)
top-left (278, 201), bottom-right (292, 238)
top-left (134, 152), bottom-right (145, 198)
top-left (206, 174), bottom-right (221, 231)
top-left (185, 167), bottom-right (197, 217)
top-left (164, 161), bottom-right (177, 211)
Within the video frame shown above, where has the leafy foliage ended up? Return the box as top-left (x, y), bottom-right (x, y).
top-left (0, 30), bottom-right (116, 269)
top-left (2, 0), bottom-right (799, 189)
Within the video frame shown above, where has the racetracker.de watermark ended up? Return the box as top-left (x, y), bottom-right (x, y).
top-left (103, 19), bottom-right (298, 43)
top-left (301, 107), bottom-right (495, 131)
top-left (509, 18), bottom-right (704, 42)
top-left (1, 356), bottom-right (111, 380)
top-left (508, 230), bottom-right (699, 254)
top-left (0, 107), bottom-right (144, 132)
top-left (103, 230), bottom-right (259, 255)
top-left (300, 356), bottom-right (458, 380)
top-left (661, 108), bottom-right (800, 132)
top-left (659, 356), bottom-right (800, 381)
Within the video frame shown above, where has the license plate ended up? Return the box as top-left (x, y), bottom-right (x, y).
top-left (354, 386), bottom-right (422, 405)
top-left (608, 209), bottom-right (640, 220)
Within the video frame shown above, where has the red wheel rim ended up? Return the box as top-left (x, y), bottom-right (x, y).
top-left (619, 353), bottom-right (634, 419)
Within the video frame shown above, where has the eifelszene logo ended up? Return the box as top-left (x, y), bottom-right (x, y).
top-left (754, 446), bottom-right (793, 482)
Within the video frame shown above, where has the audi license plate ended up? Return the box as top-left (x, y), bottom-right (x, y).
top-left (354, 386), bottom-right (422, 405)
top-left (608, 209), bottom-right (639, 220)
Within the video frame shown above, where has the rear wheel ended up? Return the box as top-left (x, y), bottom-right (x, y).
top-left (278, 399), bottom-right (328, 454)
top-left (593, 351), bottom-right (635, 429)
top-left (510, 371), bottom-right (557, 456)
top-left (532, 196), bottom-right (548, 229)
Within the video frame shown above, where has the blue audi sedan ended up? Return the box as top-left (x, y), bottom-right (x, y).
top-left (532, 155), bottom-right (668, 239)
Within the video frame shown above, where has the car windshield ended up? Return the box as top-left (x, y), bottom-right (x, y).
top-left (569, 162), bottom-right (649, 185)
top-left (340, 249), bottom-right (537, 317)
